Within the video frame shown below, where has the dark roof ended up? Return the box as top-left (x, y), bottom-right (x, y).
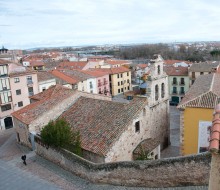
top-left (189, 62), bottom-right (219, 72)
top-left (178, 73), bottom-right (220, 109)
top-left (133, 138), bottom-right (159, 155)
top-left (12, 85), bottom-right (76, 124)
top-left (37, 71), bottom-right (56, 82)
top-left (60, 96), bottom-right (147, 156)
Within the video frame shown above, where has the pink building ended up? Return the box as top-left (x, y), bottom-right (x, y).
top-left (0, 63), bottom-right (38, 130)
top-left (9, 64), bottom-right (38, 112)
top-left (81, 70), bottom-right (110, 96)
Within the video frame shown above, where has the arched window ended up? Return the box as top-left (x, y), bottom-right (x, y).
top-left (155, 85), bottom-right (159, 101)
top-left (157, 65), bottom-right (160, 75)
top-left (161, 83), bottom-right (165, 98)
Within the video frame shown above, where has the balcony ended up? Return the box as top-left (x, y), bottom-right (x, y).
top-left (172, 91), bottom-right (178, 95)
top-left (179, 91), bottom-right (185, 95)
top-left (27, 80), bottom-right (33, 86)
top-left (29, 91), bottom-right (34, 96)
top-left (179, 82), bottom-right (185, 86)
top-left (98, 82), bottom-right (102, 87)
top-left (172, 82), bottom-right (178, 85)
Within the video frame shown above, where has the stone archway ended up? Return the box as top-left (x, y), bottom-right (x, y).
top-left (4, 117), bottom-right (13, 129)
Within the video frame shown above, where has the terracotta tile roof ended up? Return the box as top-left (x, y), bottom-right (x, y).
top-left (61, 69), bottom-right (94, 81)
top-left (30, 61), bottom-right (45, 67)
top-left (50, 70), bottom-right (79, 84)
top-left (37, 71), bottom-right (56, 82)
top-left (164, 60), bottom-right (191, 65)
top-left (89, 67), bottom-right (130, 75)
top-left (136, 64), bottom-right (148, 69)
top-left (178, 73), bottom-right (220, 109)
top-left (80, 70), bottom-right (107, 77)
top-left (0, 59), bottom-right (11, 65)
top-left (12, 85), bottom-right (75, 124)
top-left (8, 63), bottom-right (36, 77)
top-left (189, 62), bottom-right (219, 72)
top-left (164, 66), bottom-right (188, 76)
top-left (105, 59), bottom-right (130, 65)
top-left (60, 96), bottom-right (147, 156)
top-left (58, 61), bottom-right (87, 70)
top-left (133, 138), bottom-right (159, 155)
top-left (209, 104), bottom-right (220, 154)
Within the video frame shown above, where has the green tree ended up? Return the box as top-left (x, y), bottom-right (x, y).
top-left (41, 118), bottom-right (82, 156)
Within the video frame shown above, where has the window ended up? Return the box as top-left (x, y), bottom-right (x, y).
top-left (14, 77), bottom-right (20, 83)
top-left (173, 77), bottom-right (177, 85)
top-left (161, 83), bottom-right (165, 98)
top-left (27, 76), bottom-right (33, 84)
top-left (1, 104), bottom-right (11, 112)
top-left (155, 85), bottom-right (159, 101)
top-left (118, 89), bottom-right (120, 93)
top-left (118, 82), bottom-right (120, 86)
top-left (99, 88), bottom-right (102, 94)
top-left (90, 90), bottom-right (93, 93)
top-left (117, 74), bottom-right (119, 78)
top-left (121, 73), bottom-right (123, 78)
top-left (121, 81), bottom-right (123, 85)
top-left (28, 87), bottom-right (34, 96)
top-left (127, 79), bottom-right (129, 83)
top-left (121, 88), bottom-right (123, 93)
top-left (42, 87), bottom-right (46, 91)
top-left (180, 87), bottom-right (185, 94)
top-left (143, 108), bottom-right (146, 116)
top-left (200, 72), bottom-right (204, 75)
top-left (18, 101), bottom-right (23, 107)
top-left (173, 87), bottom-right (177, 94)
top-left (135, 121), bottom-right (140, 133)
top-left (192, 72), bottom-right (195, 79)
top-left (180, 78), bottom-right (185, 85)
top-left (16, 89), bottom-right (21, 95)
top-left (127, 72), bottom-right (129, 76)
top-left (158, 65), bottom-right (160, 75)
top-left (128, 86), bottom-right (130, 90)
top-left (90, 81), bottom-right (93, 89)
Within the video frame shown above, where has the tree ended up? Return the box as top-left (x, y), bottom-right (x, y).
top-left (41, 118), bottom-right (82, 156)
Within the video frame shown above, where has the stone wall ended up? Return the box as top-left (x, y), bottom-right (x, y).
top-left (35, 141), bottom-right (211, 188)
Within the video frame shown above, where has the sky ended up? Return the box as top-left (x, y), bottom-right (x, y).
top-left (0, 0), bottom-right (220, 49)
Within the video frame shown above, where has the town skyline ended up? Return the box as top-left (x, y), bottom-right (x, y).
top-left (1, 0), bottom-right (220, 49)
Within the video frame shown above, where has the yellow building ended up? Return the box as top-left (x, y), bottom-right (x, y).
top-left (178, 73), bottom-right (220, 155)
top-left (90, 67), bottom-right (132, 96)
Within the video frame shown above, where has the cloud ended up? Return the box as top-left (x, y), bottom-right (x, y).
top-left (1, 0), bottom-right (220, 49)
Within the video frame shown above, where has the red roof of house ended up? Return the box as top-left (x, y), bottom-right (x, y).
top-left (105, 59), bottom-right (130, 65)
top-left (81, 70), bottom-right (108, 77)
top-left (164, 60), bottom-right (191, 65)
top-left (30, 61), bottom-right (45, 67)
top-left (58, 61), bottom-right (87, 70)
top-left (209, 104), bottom-right (220, 154)
top-left (164, 66), bottom-right (188, 76)
top-left (12, 85), bottom-right (76, 125)
top-left (89, 67), bottom-right (130, 75)
top-left (50, 70), bottom-right (79, 84)
top-left (137, 64), bottom-right (148, 69)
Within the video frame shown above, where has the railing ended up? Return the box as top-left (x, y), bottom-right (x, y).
top-left (27, 80), bottom-right (33, 85)
top-left (179, 91), bottom-right (185, 95)
top-left (29, 92), bottom-right (34, 96)
top-left (172, 82), bottom-right (178, 85)
top-left (179, 82), bottom-right (185, 85)
top-left (172, 91), bottom-right (177, 95)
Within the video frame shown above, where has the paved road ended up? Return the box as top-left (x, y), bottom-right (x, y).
top-left (0, 127), bottom-right (207, 190)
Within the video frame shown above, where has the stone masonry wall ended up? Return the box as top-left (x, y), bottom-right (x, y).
top-left (35, 141), bottom-right (211, 188)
